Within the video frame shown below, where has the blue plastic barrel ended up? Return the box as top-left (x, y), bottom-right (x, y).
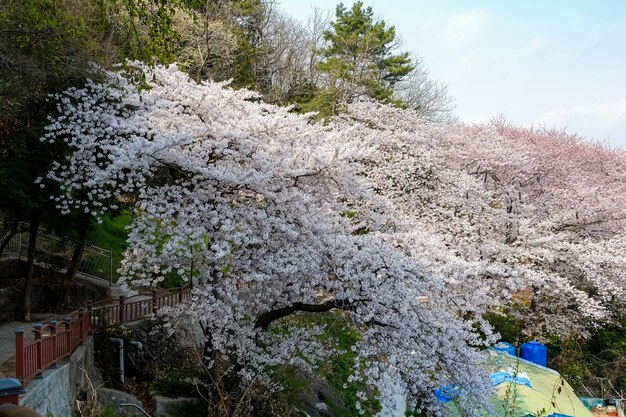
top-left (493, 342), bottom-right (516, 356)
top-left (520, 341), bottom-right (547, 367)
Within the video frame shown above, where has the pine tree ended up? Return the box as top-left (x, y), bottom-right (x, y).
top-left (317, 2), bottom-right (414, 113)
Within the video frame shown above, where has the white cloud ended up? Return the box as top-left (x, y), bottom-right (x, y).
top-left (444, 11), bottom-right (488, 47)
top-left (522, 36), bottom-right (549, 56)
top-left (534, 99), bottom-right (626, 147)
top-left (537, 98), bottom-right (626, 124)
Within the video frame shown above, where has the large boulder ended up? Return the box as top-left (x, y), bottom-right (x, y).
top-left (296, 372), bottom-right (345, 417)
top-left (97, 387), bottom-right (144, 417)
top-left (153, 395), bottom-right (205, 417)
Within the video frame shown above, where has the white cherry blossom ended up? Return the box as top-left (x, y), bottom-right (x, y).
top-left (44, 63), bottom-right (626, 415)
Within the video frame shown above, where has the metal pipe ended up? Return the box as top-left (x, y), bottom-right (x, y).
top-left (128, 340), bottom-right (143, 349)
top-left (120, 403), bottom-right (152, 417)
top-left (108, 339), bottom-right (143, 384)
top-left (109, 338), bottom-right (124, 383)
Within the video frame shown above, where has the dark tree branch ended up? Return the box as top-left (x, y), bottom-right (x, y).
top-left (552, 215), bottom-right (626, 232)
top-left (293, 168), bottom-right (324, 186)
top-left (255, 298), bottom-right (363, 329)
top-left (0, 222), bottom-right (18, 258)
top-left (365, 319), bottom-right (397, 329)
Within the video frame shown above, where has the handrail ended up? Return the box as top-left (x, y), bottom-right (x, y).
top-left (15, 309), bottom-right (91, 385)
top-left (15, 286), bottom-right (191, 385)
top-left (90, 286), bottom-right (190, 328)
top-left (1, 221), bottom-right (113, 284)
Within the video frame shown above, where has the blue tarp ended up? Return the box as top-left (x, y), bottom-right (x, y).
top-left (522, 414), bottom-right (573, 417)
top-left (490, 370), bottom-right (532, 388)
top-left (434, 384), bottom-right (458, 403)
top-left (435, 369), bottom-right (532, 404)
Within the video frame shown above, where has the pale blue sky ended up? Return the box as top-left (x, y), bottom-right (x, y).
top-left (278, 0), bottom-right (626, 148)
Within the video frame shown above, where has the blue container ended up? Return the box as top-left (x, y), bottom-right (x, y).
top-left (580, 398), bottom-right (605, 410)
top-left (493, 342), bottom-right (516, 356)
top-left (520, 341), bottom-right (547, 367)
top-left (0, 378), bottom-right (22, 395)
top-left (0, 378), bottom-right (23, 405)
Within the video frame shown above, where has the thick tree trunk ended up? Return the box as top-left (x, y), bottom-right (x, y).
top-left (56, 218), bottom-right (88, 310)
top-left (504, 191), bottom-right (519, 244)
top-left (22, 213), bottom-right (40, 322)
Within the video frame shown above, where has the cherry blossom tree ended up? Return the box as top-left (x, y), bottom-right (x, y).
top-left (43, 63), bottom-right (626, 414)
top-left (43, 63), bottom-right (496, 415)
top-left (337, 101), bottom-right (626, 338)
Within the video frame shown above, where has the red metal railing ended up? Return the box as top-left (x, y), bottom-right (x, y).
top-left (16, 286), bottom-right (190, 385)
top-left (15, 309), bottom-right (91, 384)
top-left (90, 286), bottom-right (190, 327)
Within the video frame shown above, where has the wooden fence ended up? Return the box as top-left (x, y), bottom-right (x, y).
top-left (15, 286), bottom-right (190, 384)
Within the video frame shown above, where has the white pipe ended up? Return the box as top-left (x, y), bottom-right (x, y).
top-left (109, 338), bottom-right (124, 383)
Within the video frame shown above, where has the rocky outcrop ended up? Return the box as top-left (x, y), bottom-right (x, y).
top-left (296, 372), bottom-right (345, 417)
top-left (96, 388), bottom-right (145, 417)
top-left (153, 395), bottom-right (205, 417)
top-left (126, 316), bottom-right (204, 372)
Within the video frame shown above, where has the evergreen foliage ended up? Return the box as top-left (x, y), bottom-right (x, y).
top-left (316, 2), bottom-right (414, 114)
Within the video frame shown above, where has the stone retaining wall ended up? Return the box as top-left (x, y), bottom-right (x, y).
top-left (0, 259), bottom-right (25, 280)
top-left (126, 316), bottom-right (204, 372)
top-left (20, 335), bottom-right (99, 417)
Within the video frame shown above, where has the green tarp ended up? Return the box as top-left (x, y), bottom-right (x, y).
top-left (445, 350), bottom-right (593, 417)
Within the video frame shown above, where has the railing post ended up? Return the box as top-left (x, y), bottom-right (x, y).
top-left (15, 328), bottom-right (24, 384)
top-left (152, 290), bottom-right (158, 315)
top-left (86, 304), bottom-right (92, 333)
top-left (49, 321), bottom-right (58, 368)
top-left (64, 317), bottom-right (73, 353)
top-left (119, 296), bottom-right (126, 324)
top-left (83, 307), bottom-right (89, 334)
top-left (33, 324), bottom-right (43, 379)
top-left (178, 286), bottom-right (183, 303)
top-left (77, 311), bottom-right (84, 343)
